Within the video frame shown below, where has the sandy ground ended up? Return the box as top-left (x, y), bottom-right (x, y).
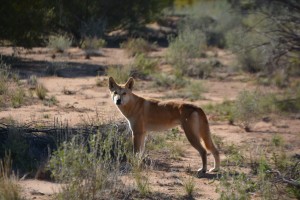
top-left (0, 47), bottom-right (299, 200)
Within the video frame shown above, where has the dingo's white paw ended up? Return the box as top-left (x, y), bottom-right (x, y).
top-left (208, 167), bottom-right (219, 173)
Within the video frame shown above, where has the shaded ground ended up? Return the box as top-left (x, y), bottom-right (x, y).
top-left (0, 47), bottom-right (299, 200)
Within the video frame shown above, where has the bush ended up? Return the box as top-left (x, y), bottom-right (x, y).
top-left (81, 37), bottom-right (106, 58)
top-left (217, 172), bottom-right (255, 200)
top-left (0, 152), bottom-right (22, 200)
top-left (226, 26), bottom-right (269, 73)
top-left (106, 65), bottom-right (132, 83)
top-left (0, 58), bottom-right (11, 95)
top-left (47, 35), bottom-right (72, 53)
top-left (178, 0), bottom-right (239, 48)
top-left (182, 81), bottom-right (206, 101)
top-left (35, 84), bottom-right (48, 100)
top-left (183, 176), bottom-right (195, 197)
top-left (81, 37), bottom-right (106, 50)
top-left (233, 90), bottom-right (263, 131)
top-left (166, 28), bottom-right (206, 76)
top-left (11, 88), bottom-right (25, 108)
top-left (121, 38), bottom-right (155, 57)
top-left (131, 157), bottom-right (151, 197)
top-left (131, 53), bottom-right (158, 78)
top-left (185, 60), bottom-right (216, 79)
top-left (49, 124), bottom-right (131, 200)
top-left (153, 73), bottom-right (188, 89)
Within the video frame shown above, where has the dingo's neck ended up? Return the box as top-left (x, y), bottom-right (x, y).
top-left (117, 92), bottom-right (144, 119)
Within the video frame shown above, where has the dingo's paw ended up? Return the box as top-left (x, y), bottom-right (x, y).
top-left (208, 167), bottom-right (219, 173)
top-left (197, 168), bottom-right (207, 177)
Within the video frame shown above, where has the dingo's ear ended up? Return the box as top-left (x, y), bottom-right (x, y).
top-left (108, 77), bottom-right (117, 91)
top-left (125, 77), bottom-right (134, 90)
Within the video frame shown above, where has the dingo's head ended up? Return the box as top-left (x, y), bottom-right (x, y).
top-left (108, 77), bottom-right (134, 106)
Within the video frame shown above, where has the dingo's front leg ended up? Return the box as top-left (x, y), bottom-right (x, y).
top-left (133, 132), bottom-right (146, 155)
top-left (129, 120), bottom-right (146, 156)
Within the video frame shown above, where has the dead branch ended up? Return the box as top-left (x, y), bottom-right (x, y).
top-left (266, 169), bottom-right (300, 188)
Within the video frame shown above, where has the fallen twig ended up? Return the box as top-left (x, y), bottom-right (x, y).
top-left (266, 169), bottom-right (300, 188)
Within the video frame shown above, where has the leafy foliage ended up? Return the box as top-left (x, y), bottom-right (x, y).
top-left (0, 0), bottom-right (172, 46)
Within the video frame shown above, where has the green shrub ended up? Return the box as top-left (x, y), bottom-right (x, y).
top-left (81, 37), bottom-right (106, 50)
top-left (106, 65), bottom-right (132, 83)
top-left (11, 88), bottom-right (25, 108)
top-left (43, 95), bottom-right (58, 107)
top-left (153, 73), bottom-right (188, 89)
top-left (35, 84), bottom-right (48, 100)
top-left (271, 134), bottom-right (284, 147)
top-left (185, 60), bottom-right (213, 79)
top-left (146, 134), bottom-right (167, 151)
top-left (217, 172), bottom-right (255, 200)
top-left (181, 80), bottom-right (206, 101)
top-left (0, 58), bottom-right (11, 95)
top-left (0, 152), bottom-right (22, 200)
top-left (49, 124), bottom-right (131, 200)
top-left (169, 144), bottom-right (184, 160)
top-left (131, 157), bottom-right (151, 197)
top-left (0, 79), bottom-right (7, 96)
top-left (121, 38), bottom-right (155, 57)
top-left (81, 37), bottom-right (106, 58)
top-left (130, 53), bottom-right (158, 78)
top-left (47, 35), bottom-right (72, 53)
top-left (203, 100), bottom-right (235, 123)
top-left (233, 90), bottom-right (263, 131)
top-left (178, 0), bottom-right (239, 48)
top-left (183, 176), bottom-right (195, 197)
top-left (225, 10), bottom-right (274, 74)
top-left (166, 28), bottom-right (206, 76)
top-left (272, 70), bottom-right (289, 88)
top-left (222, 143), bottom-right (244, 167)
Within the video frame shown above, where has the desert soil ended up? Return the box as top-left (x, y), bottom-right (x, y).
top-left (0, 47), bottom-right (299, 200)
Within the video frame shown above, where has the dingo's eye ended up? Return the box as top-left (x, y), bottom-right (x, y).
top-left (114, 91), bottom-right (118, 95)
top-left (122, 92), bottom-right (126, 95)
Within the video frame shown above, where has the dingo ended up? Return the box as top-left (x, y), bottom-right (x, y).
top-left (108, 77), bottom-right (220, 174)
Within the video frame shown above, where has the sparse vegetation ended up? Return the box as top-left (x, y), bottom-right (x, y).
top-left (0, 58), bottom-right (11, 95)
top-left (43, 95), bottom-right (58, 107)
top-left (0, 1), bottom-right (299, 199)
top-left (27, 75), bottom-right (38, 89)
top-left (81, 37), bottom-right (106, 50)
top-left (222, 143), bottom-right (244, 167)
top-left (35, 84), bottom-right (48, 100)
top-left (121, 38), bottom-right (156, 57)
top-left (81, 37), bottom-right (106, 58)
top-left (0, 152), bottom-right (22, 200)
top-left (49, 123), bottom-right (132, 199)
top-left (131, 156), bottom-right (151, 197)
top-left (217, 172), bottom-right (254, 200)
top-left (0, 58), bottom-right (32, 109)
top-left (47, 35), bottom-right (72, 53)
top-left (233, 90), bottom-right (262, 131)
top-left (183, 176), bottom-right (195, 197)
top-left (166, 28), bottom-right (207, 76)
top-left (153, 73), bottom-right (188, 89)
top-left (11, 88), bottom-right (25, 108)
top-left (182, 80), bottom-right (206, 101)
top-left (131, 53), bottom-right (158, 78)
top-left (106, 65), bottom-right (132, 83)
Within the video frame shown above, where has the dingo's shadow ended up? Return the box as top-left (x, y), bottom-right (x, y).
top-left (186, 170), bottom-right (240, 180)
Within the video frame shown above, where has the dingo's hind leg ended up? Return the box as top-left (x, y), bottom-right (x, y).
top-left (197, 113), bottom-right (220, 173)
top-left (181, 112), bottom-right (208, 175)
top-left (202, 136), bottom-right (220, 172)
